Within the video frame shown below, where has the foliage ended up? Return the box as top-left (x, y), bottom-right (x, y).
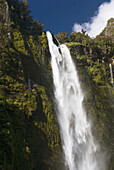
top-left (0, 0), bottom-right (114, 169)
top-left (55, 32), bottom-right (68, 43)
top-left (0, 0), bottom-right (63, 169)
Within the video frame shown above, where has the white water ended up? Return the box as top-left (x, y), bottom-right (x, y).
top-left (109, 63), bottom-right (113, 85)
top-left (46, 31), bottom-right (106, 170)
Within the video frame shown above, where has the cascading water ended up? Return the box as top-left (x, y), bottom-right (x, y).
top-left (46, 31), bottom-right (106, 170)
top-left (109, 63), bottom-right (113, 85)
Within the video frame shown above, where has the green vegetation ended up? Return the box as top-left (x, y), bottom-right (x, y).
top-left (0, 0), bottom-right (114, 169)
top-left (0, 0), bottom-right (64, 169)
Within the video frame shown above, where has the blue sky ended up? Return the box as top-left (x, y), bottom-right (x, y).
top-left (26, 0), bottom-right (114, 37)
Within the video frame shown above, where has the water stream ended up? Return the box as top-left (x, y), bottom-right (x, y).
top-left (46, 31), bottom-right (106, 170)
top-left (109, 63), bottom-right (113, 85)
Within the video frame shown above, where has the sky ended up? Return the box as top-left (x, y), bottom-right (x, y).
top-left (26, 0), bottom-right (114, 37)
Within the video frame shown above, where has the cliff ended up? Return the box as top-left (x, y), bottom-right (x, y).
top-left (0, 1), bottom-right (64, 169)
top-left (0, 0), bottom-right (114, 169)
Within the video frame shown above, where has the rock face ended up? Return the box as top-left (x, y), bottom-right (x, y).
top-left (0, 1), bottom-right (114, 170)
top-left (104, 18), bottom-right (114, 41)
top-left (0, 1), bottom-right (64, 169)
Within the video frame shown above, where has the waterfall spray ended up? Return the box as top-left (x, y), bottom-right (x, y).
top-left (46, 31), bottom-right (106, 170)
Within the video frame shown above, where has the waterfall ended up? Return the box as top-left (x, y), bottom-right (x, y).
top-left (46, 31), bottom-right (106, 170)
top-left (5, 1), bottom-right (10, 25)
top-left (109, 63), bottom-right (113, 85)
top-left (5, 1), bottom-right (11, 38)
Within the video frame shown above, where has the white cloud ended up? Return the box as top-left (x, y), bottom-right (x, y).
top-left (72, 0), bottom-right (114, 37)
